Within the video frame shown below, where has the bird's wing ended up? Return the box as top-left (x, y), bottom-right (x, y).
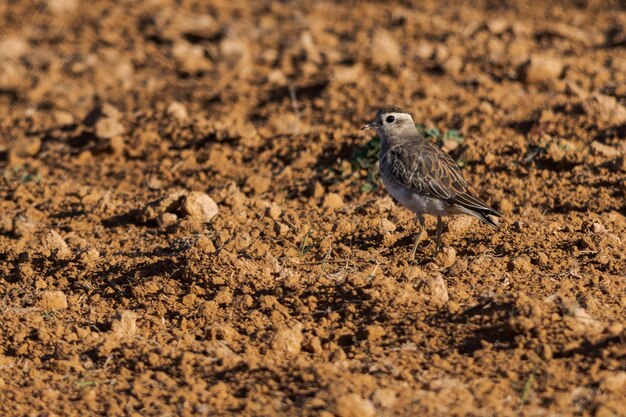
top-left (386, 140), bottom-right (469, 201)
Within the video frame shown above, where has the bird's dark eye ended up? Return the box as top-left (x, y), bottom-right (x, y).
top-left (386, 115), bottom-right (395, 123)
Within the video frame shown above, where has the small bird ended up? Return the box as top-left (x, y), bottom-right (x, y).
top-left (361, 107), bottom-right (501, 258)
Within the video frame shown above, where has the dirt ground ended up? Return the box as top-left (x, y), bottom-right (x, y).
top-left (0, 0), bottom-right (625, 416)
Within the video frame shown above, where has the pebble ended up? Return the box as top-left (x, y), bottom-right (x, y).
top-left (95, 117), bottom-right (125, 139)
top-left (39, 291), bottom-right (68, 310)
top-left (600, 372), bottom-right (626, 393)
top-left (181, 192), bottom-right (218, 223)
top-left (271, 323), bottom-right (303, 356)
top-left (371, 29), bottom-right (401, 68)
top-left (111, 311), bottom-right (137, 339)
top-left (509, 255), bottom-right (532, 273)
top-left (334, 394), bottom-right (376, 417)
top-left (323, 193), bottom-right (343, 210)
top-left (521, 55), bottom-right (563, 84)
top-left (166, 101), bottom-right (188, 121)
top-left (436, 247), bottom-right (457, 268)
top-left (42, 230), bottom-right (72, 261)
top-left (590, 141), bottom-right (621, 158)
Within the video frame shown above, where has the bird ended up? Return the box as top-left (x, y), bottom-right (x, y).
top-left (361, 107), bottom-right (501, 259)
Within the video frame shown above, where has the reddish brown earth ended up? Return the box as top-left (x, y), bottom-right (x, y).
top-left (0, 1), bottom-right (625, 416)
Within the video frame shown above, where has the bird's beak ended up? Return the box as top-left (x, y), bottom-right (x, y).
top-left (360, 121), bottom-right (378, 131)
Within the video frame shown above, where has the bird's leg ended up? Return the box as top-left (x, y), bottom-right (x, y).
top-left (411, 214), bottom-right (426, 261)
top-left (434, 216), bottom-right (444, 256)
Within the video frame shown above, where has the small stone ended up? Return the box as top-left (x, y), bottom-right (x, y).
top-left (266, 204), bottom-right (282, 220)
top-left (9, 137), bottom-right (41, 160)
top-left (53, 111), bottom-right (74, 126)
top-left (487, 18), bottom-right (509, 34)
top-left (372, 388), bottom-right (397, 409)
top-left (371, 29), bottom-right (401, 68)
top-left (109, 136), bottom-right (125, 154)
top-left (323, 193), bottom-right (343, 210)
top-left (436, 247), bottom-right (456, 268)
top-left (39, 291), bottom-right (68, 310)
top-left (157, 212), bottom-right (178, 228)
top-left (415, 41), bottom-right (434, 59)
top-left (590, 141), bottom-right (621, 158)
top-left (182, 293), bottom-right (197, 307)
top-left (180, 192), bottom-right (218, 223)
top-left (271, 322), bottom-right (303, 356)
top-left (42, 231), bottom-right (72, 261)
top-left (79, 248), bottom-right (100, 263)
top-left (12, 213), bottom-right (36, 238)
top-left (600, 372), bottom-right (626, 393)
top-left (166, 101), bottom-right (189, 121)
top-left (95, 118), bottom-right (125, 139)
top-left (411, 266), bottom-right (449, 307)
top-left (607, 322), bottom-right (624, 336)
top-left (521, 55), bottom-right (563, 84)
top-left (378, 218), bottom-right (396, 234)
top-left (214, 288), bottom-right (232, 305)
top-left (111, 311), bottom-right (137, 339)
top-left (334, 394), bottom-right (376, 417)
top-left (356, 324), bottom-right (385, 341)
top-left (582, 93), bottom-right (626, 129)
top-left (499, 199), bottom-right (514, 214)
top-left (245, 174), bottom-right (271, 195)
top-left (447, 216), bottom-right (475, 234)
top-left (509, 256), bottom-right (532, 273)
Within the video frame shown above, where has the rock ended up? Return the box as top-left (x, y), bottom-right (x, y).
top-left (214, 288), bottom-right (232, 305)
top-left (79, 248), bottom-right (100, 264)
top-left (568, 83), bottom-right (626, 128)
top-left (590, 141), bottom-right (621, 158)
top-left (371, 29), bottom-right (401, 68)
top-left (600, 372), bottom-right (626, 393)
top-left (372, 388), bottom-right (397, 409)
top-left (111, 311), bottom-right (137, 339)
top-left (95, 117), bottom-right (125, 139)
top-left (266, 203), bottom-right (282, 220)
top-left (415, 41), bottom-right (434, 59)
top-left (407, 266), bottom-right (449, 307)
top-left (323, 193), bottom-right (343, 210)
top-left (12, 213), bottom-right (37, 239)
top-left (53, 111), bottom-right (74, 126)
top-left (447, 216), bottom-right (475, 234)
top-left (9, 137), bottom-right (41, 161)
top-left (499, 199), bottom-right (514, 214)
top-left (436, 247), bottom-right (456, 268)
top-left (333, 64), bottom-right (363, 84)
top-left (271, 322), bottom-right (303, 356)
top-left (42, 230), bottom-right (72, 260)
top-left (140, 191), bottom-right (218, 224)
top-left (166, 101), bottom-right (188, 121)
top-left (157, 212), bottom-right (178, 228)
top-left (356, 324), bottom-right (385, 341)
top-left (334, 393), bottom-right (376, 417)
top-left (39, 291), bottom-right (68, 310)
top-left (181, 192), bottom-right (219, 223)
top-left (509, 255), bottom-right (532, 273)
top-left (487, 18), bottom-right (509, 35)
top-left (109, 135), bottom-right (125, 154)
top-left (521, 55), bottom-right (563, 84)
top-left (47, 0), bottom-right (78, 14)
top-left (245, 174), bottom-right (271, 195)
top-left (172, 41), bottom-right (211, 73)
top-left (378, 218), bottom-right (396, 234)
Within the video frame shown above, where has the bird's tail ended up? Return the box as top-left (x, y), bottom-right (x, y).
top-left (453, 192), bottom-right (502, 228)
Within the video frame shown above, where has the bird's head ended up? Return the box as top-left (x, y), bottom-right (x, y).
top-left (361, 107), bottom-right (417, 141)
